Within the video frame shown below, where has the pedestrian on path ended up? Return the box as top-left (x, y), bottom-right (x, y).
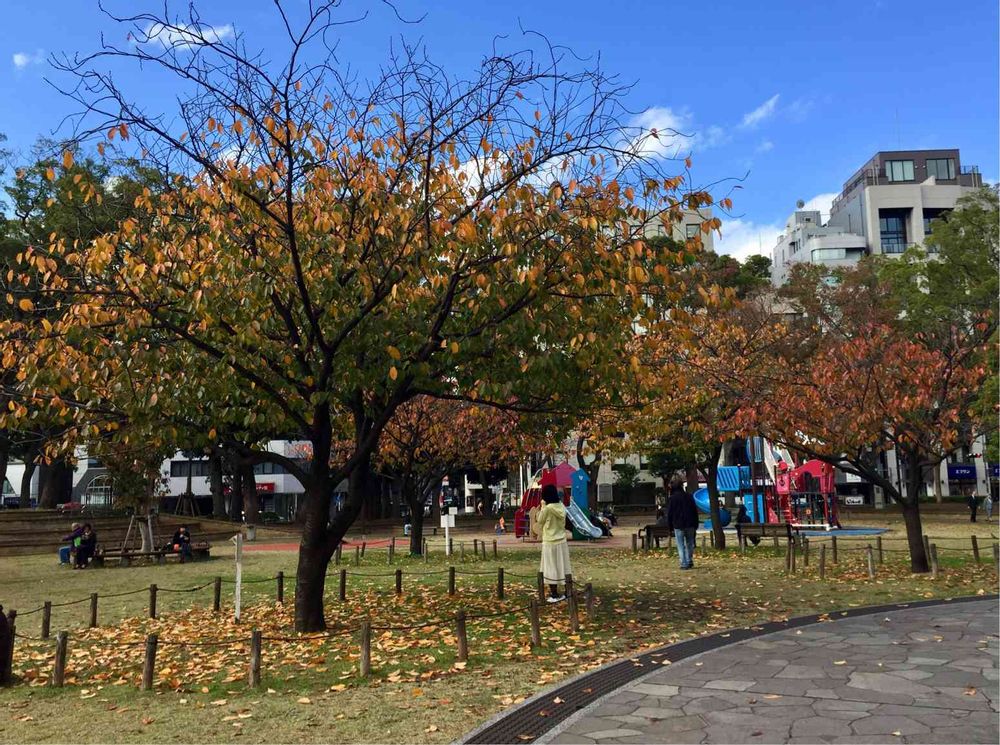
top-left (967, 491), bottom-right (979, 522)
top-left (536, 484), bottom-right (572, 603)
top-left (985, 492), bottom-right (994, 520)
top-left (664, 475), bottom-right (698, 570)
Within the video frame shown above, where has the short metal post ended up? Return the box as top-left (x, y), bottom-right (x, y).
top-left (537, 571), bottom-right (545, 602)
top-left (831, 535), bottom-right (838, 564)
top-left (248, 630), bottom-right (262, 687)
top-left (142, 633), bottom-right (158, 691)
top-left (971, 535), bottom-right (981, 563)
top-left (52, 631), bottom-right (68, 687)
top-left (492, 539), bottom-right (498, 559)
top-left (455, 610), bottom-right (468, 662)
top-left (930, 544), bottom-right (939, 579)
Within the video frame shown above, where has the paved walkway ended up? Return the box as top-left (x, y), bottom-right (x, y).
top-left (540, 599), bottom-right (998, 744)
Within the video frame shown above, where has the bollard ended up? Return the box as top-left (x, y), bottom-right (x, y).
top-left (528, 599), bottom-right (542, 648)
top-left (142, 633), bottom-right (158, 690)
top-left (460, 542), bottom-right (465, 562)
top-left (41, 602), bottom-right (52, 640)
top-left (359, 621), bottom-right (371, 677)
top-left (493, 539), bottom-right (498, 559)
top-left (354, 546), bottom-right (361, 566)
top-left (497, 568), bottom-right (505, 600)
top-left (276, 572), bottom-right (284, 604)
top-left (831, 535), bottom-right (838, 564)
top-left (631, 533), bottom-right (638, 553)
top-left (473, 539), bottom-right (479, 557)
top-left (923, 535), bottom-right (931, 564)
top-left (89, 593), bottom-right (98, 628)
top-left (876, 536), bottom-right (884, 565)
top-left (449, 537), bottom-right (454, 555)
top-left (481, 541), bottom-right (487, 560)
top-left (213, 577), bottom-right (222, 613)
top-left (930, 544), bottom-right (939, 579)
top-left (455, 610), bottom-right (469, 662)
top-left (361, 541), bottom-right (367, 558)
top-left (52, 631), bottom-right (68, 688)
top-left (584, 583), bottom-right (595, 619)
top-left (819, 544), bottom-right (827, 580)
top-left (339, 569), bottom-right (347, 601)
top-left (149, 584), bottom-right (158, 619)
top-left (866, 545), bottom-right (876, 579)
top-left (448, 566), bottom-right (456, 596)
top-left (971, 535), bottom-right (981, 563)
top-left (395, 568), bottom-right (403, 596)
top-left (335, 544), bottom-right (342, 565)
top-left (248, 630), bottom-right (262, 687)
top-left (537, 571), bottom-right (545, 603)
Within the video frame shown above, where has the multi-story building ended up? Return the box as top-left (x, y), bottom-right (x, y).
top-left (641, 207), bottom-right (715, 252)
top-left (771, 148), bottom-right (982, 285)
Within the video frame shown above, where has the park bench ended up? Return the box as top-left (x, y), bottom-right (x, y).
top-left (735, 522), bottom-right (794, 550)
top-left (638, 524), bottom-right (673, 550)
top-left (93, 540), bottom-right (211, 568)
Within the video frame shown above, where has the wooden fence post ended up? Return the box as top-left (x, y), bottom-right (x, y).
top-left (339, 569), bottom-right (347, 601)
top-left (149, 584), bottom-right (157, 619)
top-left (831, 535), bottom-right (838, 564)
top-left (460, 542), bottom-right (465, 562)
top-left (354, 546), bottom-right (360, 566)
top-left (866, 545), bottom-right (876, 579)
top-left (536, 571), bottom-right (545, 602)
top-left (492, 539), bottom-right (498, 559)
top-left (481, 541), bottom-right (487, 560)
top-left (390, 537), bottom-right (396, 564)
top-left (565, 575), bottom-right (579, 633)
top-left (819, 544), bottom-right (827, 580)
top-left (448, 566), bottom-right (456, 596)
top-left (395, 568), bottom-right (403, 596)
top-left (529, 599), bottom-right (541, 648)
top-left (584, 583), bottom-right (595, 619)
top-left (89, 593), bottom-right (98, 628)
top-left (213, 577), bottom-right (222, 613)
top-left (276, 572), bottom-right (284, 604)
top-left (359, 621), bottom-right (371, 677)
top-left (52, 631), bottom-right (67, 688)
top-left (335, 544), bottom-right (342, 565)
top-left (993, 542), bottom-right (999, 566)
top-left (496, 568), bottom-right (505, 600)
top-left (473, 539), bottom-right (479, 558)
top-left (455, 610), bottom-right (468, 662)
top-left (876, 536), bottom-right (884, 565)
top-left (1, 609), bottom-right (15, 685)
top-left (141, 633), bottom-right (158, 691)
top-left (930, 544), bottom-right (939, 579)
top-left (971, 535), bottom-right (981, 563)
top-left (631, 534), bottom-right (638, 553)
top-left (361, 541), bottom-right (367, 558)
top-left (772, 535), bottom-right (779, 550)
top-left (803, 538), bottom-right (809, 567)
top-left (923, 535), bottom-right (931, 564)
top-left (248, 630), bottom-right (262, 688)
top-left (41, 602), bottom-right (51, 640)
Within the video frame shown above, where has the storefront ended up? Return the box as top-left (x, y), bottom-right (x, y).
top-left (947, 463), bottom-right (977, 496)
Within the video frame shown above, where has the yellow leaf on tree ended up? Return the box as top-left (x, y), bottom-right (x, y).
top-left (18, 298), bottom-right (33, 312)
top-left (389, 366), bottom-right (398, 380)
top-left (62, 150), bottom-right (74, 169)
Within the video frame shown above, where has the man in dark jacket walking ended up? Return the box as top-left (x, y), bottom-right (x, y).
top-left (664, 475), bottom-right (699, 569)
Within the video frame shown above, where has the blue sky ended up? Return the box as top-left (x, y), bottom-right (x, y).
top-left (2, 0), bottom-right (997, 260)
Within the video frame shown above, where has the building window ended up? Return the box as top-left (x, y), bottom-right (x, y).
top-left (685, 223), bottom-right (699, 238)
top-left (885, 160), bottom-right (914, 182)
top-left (170, 460), bottom-right (210, 477)
top-left (253, 461), bottom-right (288, 475)
top-left (925, 158), bottom-right (955, 180)
top-left (811, 248), bottom-right (847, 261)
top-left (879, 212), bottom-right (908, 254)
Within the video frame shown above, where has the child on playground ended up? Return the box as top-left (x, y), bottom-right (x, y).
top-left (536, 484), bottom-right (572, 603)
top-left (495, 515), bottom-right (506, 535)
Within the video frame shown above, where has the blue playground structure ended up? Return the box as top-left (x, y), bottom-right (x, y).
top-left (691, 465), bottom-right (754, 530)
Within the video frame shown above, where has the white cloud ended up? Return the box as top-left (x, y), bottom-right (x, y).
top-left (715, 191), bottom-right (839, 263)
top-left (627, 108), bottom-right (731, 160)
top-left (12, 49), bottom-right (44, 69)
top-left (755, 140), bottom-right (774, 154)
top-left (740, 94), bottom-right (780, 129)
top-left (143, 22), bottom-right (233, 49)
top-left (786, 98), bottom-right (814, 123)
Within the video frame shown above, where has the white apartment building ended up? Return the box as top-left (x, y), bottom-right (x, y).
top-left (772, 148), bottom-right (982, 285)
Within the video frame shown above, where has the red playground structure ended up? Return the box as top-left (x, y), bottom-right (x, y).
top-left (773, 459), bottom-right (840, 528)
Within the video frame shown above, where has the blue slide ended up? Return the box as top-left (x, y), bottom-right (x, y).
top-left (693, 487), bottom-right (731, 529)
top-left (566, 499), bottom-right (603, 539)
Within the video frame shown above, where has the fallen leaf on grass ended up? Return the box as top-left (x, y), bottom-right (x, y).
top-left (833, 660), bottom-right (847, 665)
top-left (964, 687), bottom-right (977, 697)
top-left (210, 700), bottom-right (228, 707)
top-left (141, 717), bottom-right (154, 725)
top-left (424, 725), bottom-right (439, 733)
top-left (297, 697), bottom-right (312, 705)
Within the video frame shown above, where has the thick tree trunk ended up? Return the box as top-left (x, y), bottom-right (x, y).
top-left (705, 445), bottom-right (726, 549)
top-left (240, 462), bottom-right (259, 525)
top-left (38, 459), bottom-right (72, 509)
top-left (228, 464), bottom-right (243, 521)
top-left (684, 464), bottom-right (700, 495)
top-left (902, 461), bottom-right (929, 573)
top-left (209, 454), bottom-right (225, 517)
top-left (20, 452), bottom-right (38, 508)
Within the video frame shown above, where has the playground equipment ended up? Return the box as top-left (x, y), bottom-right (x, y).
top-left (513, 463), bottom-right (606, 540)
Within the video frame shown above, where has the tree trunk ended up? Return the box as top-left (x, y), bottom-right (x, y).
top-left (0, 448), bottom-right (8, 504)
top-left (576, 437), bottom-right (602, 511)
top-left (684, 464), bottom-right (700, 494)
top-left (705, 445), bottom-right (726, 549)
top-left (20, 450), bottom-right (38, 508)
top-left (228, 463), bottom-right (243, 521)
top-left (138, 516), bottom-right (153, 553)
top-left (209, 454), bottom-right (225, 517)
top-left (38, 459), bottom-right (72, 509)
top-left (902, 460), bottom-right (929, 573)
top-left (240, 462), bottom-right (259, 525)
top-left (932, 464), bottom-right (943, 504)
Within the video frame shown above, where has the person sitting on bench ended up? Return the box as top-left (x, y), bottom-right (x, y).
top-left (736, 505), bottom-right (760, 545)
top-left (168, 525), bottom-right (193, 561)
top-left (74, 524), bottom-right (97, 569)
top-left (60, 522), bottom-right (83, 565)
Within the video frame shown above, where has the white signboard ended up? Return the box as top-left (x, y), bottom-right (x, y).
top-left (439, 514), bottom-right (456, 528)
top-left (845, 496), bottom-right (864, 506)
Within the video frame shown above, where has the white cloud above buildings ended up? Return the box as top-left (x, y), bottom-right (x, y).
top-left (12, 49), bottom-right (45, 69)
top-left (714, 191), bottom-right (838, 263)
top-left (143, 22), bottom-right (233, 49)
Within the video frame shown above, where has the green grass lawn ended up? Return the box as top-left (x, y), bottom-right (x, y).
top-left (0, 513), bottom-right (996, 744)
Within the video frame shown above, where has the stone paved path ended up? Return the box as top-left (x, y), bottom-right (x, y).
top-left (540, 599), bottom-right (998, 744)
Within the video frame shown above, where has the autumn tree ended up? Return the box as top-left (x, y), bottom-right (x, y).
top-left (5, 4), bottom-right (713, 630)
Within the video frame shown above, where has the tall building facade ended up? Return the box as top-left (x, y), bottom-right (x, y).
top-left (771, 148), bottom-right (982, 285)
